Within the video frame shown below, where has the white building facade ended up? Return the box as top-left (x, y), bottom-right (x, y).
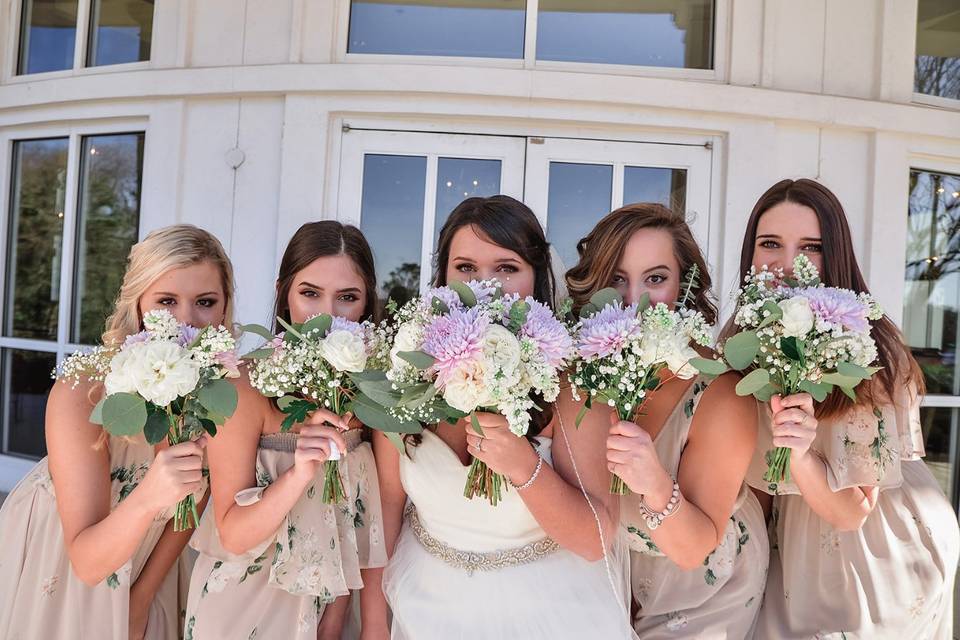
top-left (0, 0), bottom-right (958, 497)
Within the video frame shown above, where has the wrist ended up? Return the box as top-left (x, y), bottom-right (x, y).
top-left (642, 469), bottom-right (676, 512)
top-left (508, 445), bottom-right (540, 487)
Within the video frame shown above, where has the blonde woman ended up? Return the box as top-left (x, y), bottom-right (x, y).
top-left (0, 225), bottom-right (235, 640)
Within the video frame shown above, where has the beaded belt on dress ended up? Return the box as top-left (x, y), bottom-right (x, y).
top-left (405, 504), bottom-right (559, 575)
top-left (259, 429), bottom-right (363, 452)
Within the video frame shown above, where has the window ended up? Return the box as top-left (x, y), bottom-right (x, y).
top-left (16, 0), bottom-right (154, 75)
top-left (346, 0), bottom-right (716, 71)
top-left (902, 168), bottom-right (960, 505)
top-left (915, 0), bottom-right (960, 101)
top-left (1, 132), bottom-right (144, 459)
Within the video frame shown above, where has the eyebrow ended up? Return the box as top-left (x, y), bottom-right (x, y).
top-left (757, 233), bottom-right (821, 242)
top-left (337, 287), bottom-right (362, 294)
top-left (643, 264), bottom-right (670, 275)
top-left (452, 256), bottom-right (521, 264)
top-left (154, 291), bottom-right (219, 297)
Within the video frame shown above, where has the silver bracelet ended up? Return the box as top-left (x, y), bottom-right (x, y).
top-left (638, 480), bottom-right (682, 530)
top-left (510, 452), bottom-right (544, 491)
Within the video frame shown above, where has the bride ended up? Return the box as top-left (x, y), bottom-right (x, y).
top-left (359, 195), bottom-right (636, 639)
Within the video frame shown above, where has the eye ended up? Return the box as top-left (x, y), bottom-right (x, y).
top-left (338, 293), bottom-right (359, 302)
top-left (759, 240), bottom-right (780, 249)
top-left (646, 273), bottom-right (668, 285)
top-left (801, 243), bottom-right (822, 253)
top-left (197, 298), bottom-right (217, 308)
top-left (610, 274), bottom-right (626, 285)
top-left (496, 264), bottom-right (519, 274)
top-left (158, 297), bottom-right (176, 306)
top-left (455, 263), bottom-right (476, 273)
top-left (300, 289), bottom-right (319, 298)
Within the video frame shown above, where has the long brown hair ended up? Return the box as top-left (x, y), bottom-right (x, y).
top-left (274, 221), bottom-right (379, 328)
top-left (566, 203), bottom-right (718, 324)
top-left (733, 178), bottom-right (924, 417)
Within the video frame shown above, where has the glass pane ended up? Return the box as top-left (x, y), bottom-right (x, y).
top-left (2, 349), bottom-right (56, 459)
top-left (545, 162), bottom-right (612, 272)
top-left (4, 138), bottom-right (69, 341)
top-left (71, 134), bottom-right (144, 344)
top-left (920, 406), bottom-right (957, 504)
top-left (623, 166), bottom-right (687, 212)
top-left (915, 0), bottom-right (960, 99)
top-left (903, 170), bottom-right (960, 395)
top-left (348, 0), bottom-right (525, 59)
top-left (17, 0), bottom-right (78, 74)
top-left (359, 154), bottom-right (427, 312)
top-left (433, 157), bottom-right (502, 249)
top-left (537, 0), bottom-right (714, 69)
top-left (86, 0), bottom-right (154, 66)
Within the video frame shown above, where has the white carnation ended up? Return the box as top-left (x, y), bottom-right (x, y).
top-left (320, 329), bottom-right (368, 373)
top-left (778, 297), bottom-right (815, 338)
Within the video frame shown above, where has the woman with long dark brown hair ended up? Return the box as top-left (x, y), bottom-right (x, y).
top-left (362, 195), bottom-right (637, 639)
top-left (564, 203), bottom-right (768, 638)
top-left (738, 179), bottom-right (959, 638)
top-left (184, 221), bottom-right (386, 640)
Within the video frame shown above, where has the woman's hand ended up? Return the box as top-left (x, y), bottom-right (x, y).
top-left (291, 408), bottom-right (349, 483)
top-left (464, 412), bottom-right (539, 485)
top-left (135, 437), bottom-right (207, 514)
top-left (770, 393), bottom-right (818, 461)
top-left (606, 416), bottom-right (674, 508)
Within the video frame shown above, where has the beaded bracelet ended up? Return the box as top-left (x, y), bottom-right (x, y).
top-left (638, 480), bottom-right (682, 530)
top-left (510, 453), bottom-right (544, 491)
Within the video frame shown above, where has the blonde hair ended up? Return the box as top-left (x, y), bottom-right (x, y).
top-left (101, 225), bottom-right (236, 347)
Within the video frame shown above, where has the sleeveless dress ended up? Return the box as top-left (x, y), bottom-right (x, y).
top-left (621, 378), bottom-right (769, 638)
top-left (749, 388), bottom-right (960, 639)
top-left (383, 428), bottom-right (638, 639)
top-left (184, 429), bottom-right (386, 640)
top-left (0, 433), bottom-right (198, 640)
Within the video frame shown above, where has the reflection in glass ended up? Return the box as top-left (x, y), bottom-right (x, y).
top-left (903, 170), bottom-right (960, 396)
top-left (72, 134), bottom-right (144, 344)
top-left (920, 406), bottom-right (957, 505)
top-left (623, 166), bottom-right (687, 212)
top-left (2, 349), bottom-right (56, 459)
top-left (433, 158), bottom-right (502, 249)
top-left (537, 0), bottom-right (713, 69)
top-left (545, 162), bottom-right (612, 272)
top-left (915, 0), bottom-right (960, 99)
top-left (4, 139), bottom-right (69, 341)
top-left (348, 0), bottom-right (524, 58)
top-left (17, 0), bottom-right (78, 74)
top-left (87, 0), bottom-right (154, 67)
top-left (359, 155), bottom-right (427, 312)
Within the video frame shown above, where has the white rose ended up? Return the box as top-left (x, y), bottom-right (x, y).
top-left (442, 361), bottom-right (488, 413)
top-left (778, 297), bottom-right (815, 338)
top-left (390, 322), bottom-right (423, 370)
top-left (666, 342), bottom-right (700, 379)
top-left (103, 348), bottom-right (139, 395)
top-left (482, 324), bottom-right (521, 372)
top-left (321, 329), bottom-right (368, 373)
top-left (130, 341), bottom-right (201, 406)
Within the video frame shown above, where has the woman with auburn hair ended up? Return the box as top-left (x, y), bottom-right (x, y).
top-left (564, 203), bottom-right (769, 638)
top-left (737, 179), bottom-right (959, 638)
top-left (185, 221), bottom-right (386, 640)
top-left (0, 224), bottom-right (233, 640)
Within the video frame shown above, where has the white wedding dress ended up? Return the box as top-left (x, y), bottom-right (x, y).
top-left (383, 429), bottom-right (637, 639)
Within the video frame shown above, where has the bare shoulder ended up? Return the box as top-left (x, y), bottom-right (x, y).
top-left (691, 372), bottom-right (758, 440)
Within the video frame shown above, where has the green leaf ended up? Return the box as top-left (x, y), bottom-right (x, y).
top-left (383, 432), bottom-right (406, 455)
top-left (448, 280), bottom-right (477, 307)
top-left (240, 323), bottom-right (276, 342)
top-left (243, 348), bottom-right (274, 360)
top-left (196, 378), bottom-right (238, 419)
top-left (735, 368), bottom-right (771, 397)
top-left (588, 287), bottom-right (622, 312)
top-left (820, 372), bottom-right (862, 388)
top-left (89, 398), bottom-right (106, 425)
top-left (470, 412), bottom-right (484, 436)
top-left (724, 331), bottom-right (761, 370)
top-left (798, 379), bottom-right (832, 403)
top-left (839, 385), bottom-right (858, 401)
top-left (635, 292), bottom-right (651, 315)
top-left (579, 302), bottom-right (599, 318)
top-left (398, 350), bottom-right (436, 370)
top-left (574, 402), bottom-right (589, 427)
top-left (754, 383), bottom-right (777, 403)
top-left (689, 357), bottom-right (729, 376)
top-left (351, 394), bottom-right (421, 433)
top-left (302, 314), bottom-right (333, 339)
top-left (276, 317), bottom-right (304, 341)
top-left (144, 408), bottom-right (171, 444)
top-left (399, 383), bottom-right (437, 410)
top-left (431, 297), bottom-right (450, 314)
top-left (836, 362), bottom-right (871, 380)
top-left (102, 393), bottom-right (148, 436)
top-left (276, 395), bottom-right (297, 411)
top-left (780, 336), bottom-right (804, 362)
top-left (355, 378), bottom-right (402, 408)
top-left (280, 398), bottom-right (316, 432)
top-left (757, 300), bottom-right (783, 329)
top-left (508, 300), bottom-right (530, 332)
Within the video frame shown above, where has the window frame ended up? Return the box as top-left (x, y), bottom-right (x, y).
top-left (335, 0), bottom-right (730, 83)
top-left (0, 121), bottom-right (147, 462)
top-left (4, 0), bottom-right (155, 82)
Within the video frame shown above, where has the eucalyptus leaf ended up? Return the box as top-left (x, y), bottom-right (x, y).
top-left (724, 331), bottom-right (761, 371)
top-left (302, 314), bottom-right (333, 338)
top-left (820, 372), bottom-right (862, 388)
top-left (432, 297), bottom-right (450, 315)
top-left (689, 357), bottom-right (729, 376)
top-left (588, 288), bottom-right (621, 312)
top-left (579, 302), bottom-right (599, 318)
top-left (243, 348), bottom-right (274, 360)
top-left (798, 379), bottom-right (832, 403)
top-left (757, 300), bottom-right (783, 329)
top-left (383, 431), bottom-right (407, 455)
top-left (839, 385), bottom-right (858, 401)
top-left (144, 409), bottom-right (171, 444)
top-left (635, 292), bottom-right (651, 316)
top-left (196, 378), bottom-right (238, 418)
top-left (89, 398), bottom-right (106, 425)
top-left (398, 350), bottom-right (436, 370)
top-left (277, 395), bottom-right (298, 411)
top-left (836, 362), bottom-right (870, 380)
top-left (240, 323), bottom-right (276, 342)
top-left (754, 383), bottom-right (777, 403)
top-left (102, 393), bottom-right (148, 437)
top-left (355, 379), bottom-right (402, 408)
top-left (276, 316), bottom-right (303, 341)
top-left (735, 368), bottom-right (771, 397)
top-left (351, 394), bottom-right (421, 433)
top-left (449, 280), bottom-right (477, 307)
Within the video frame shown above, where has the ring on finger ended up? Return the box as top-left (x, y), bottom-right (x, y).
top-left (477, 437), bottom-right (483, 452)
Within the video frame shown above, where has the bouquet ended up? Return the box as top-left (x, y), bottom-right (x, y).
top-left (570, 287), bottom-right (713, 494)
top-left (57, 309), bottom-right (240, 530)
top-left (245, 314), bottom-right (383, 504)
top-left (356, 280), bottom-right (573, 506)
top-left (691, 255), bottom-right (882, 484)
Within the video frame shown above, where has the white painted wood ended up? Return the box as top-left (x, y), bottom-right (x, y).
top-left (823, 0), bottom-right (879, 99)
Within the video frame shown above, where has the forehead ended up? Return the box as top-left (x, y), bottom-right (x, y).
top-left (617, 228), bottom-right (678, 268)
top-left (296, 254), bottom-right (364, 284)
top-left (449, 225), bottom-right (523, 260)
top-left (149, 261), bottom-right (223, 293)
top-left (756, 202), bottom-right (821, 236)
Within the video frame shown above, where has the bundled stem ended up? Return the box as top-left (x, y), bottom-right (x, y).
top-left (464, 457), bottom-right (506, 506)
top-left (320, 391), bottom-right (347, 505)
top-left (167, 410), bottom-right (201, 532)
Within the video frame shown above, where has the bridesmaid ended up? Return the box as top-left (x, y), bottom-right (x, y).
top-left (363, 195), bottom-right (637, 639)
top-left (0, 225), bottom-right (232, 640)
top-left (738, 179), bottom-right (960, 638)
top-left (184, 221), bottom-right (386, 640)
top-left (565, 203), bottom-right (769, 638)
